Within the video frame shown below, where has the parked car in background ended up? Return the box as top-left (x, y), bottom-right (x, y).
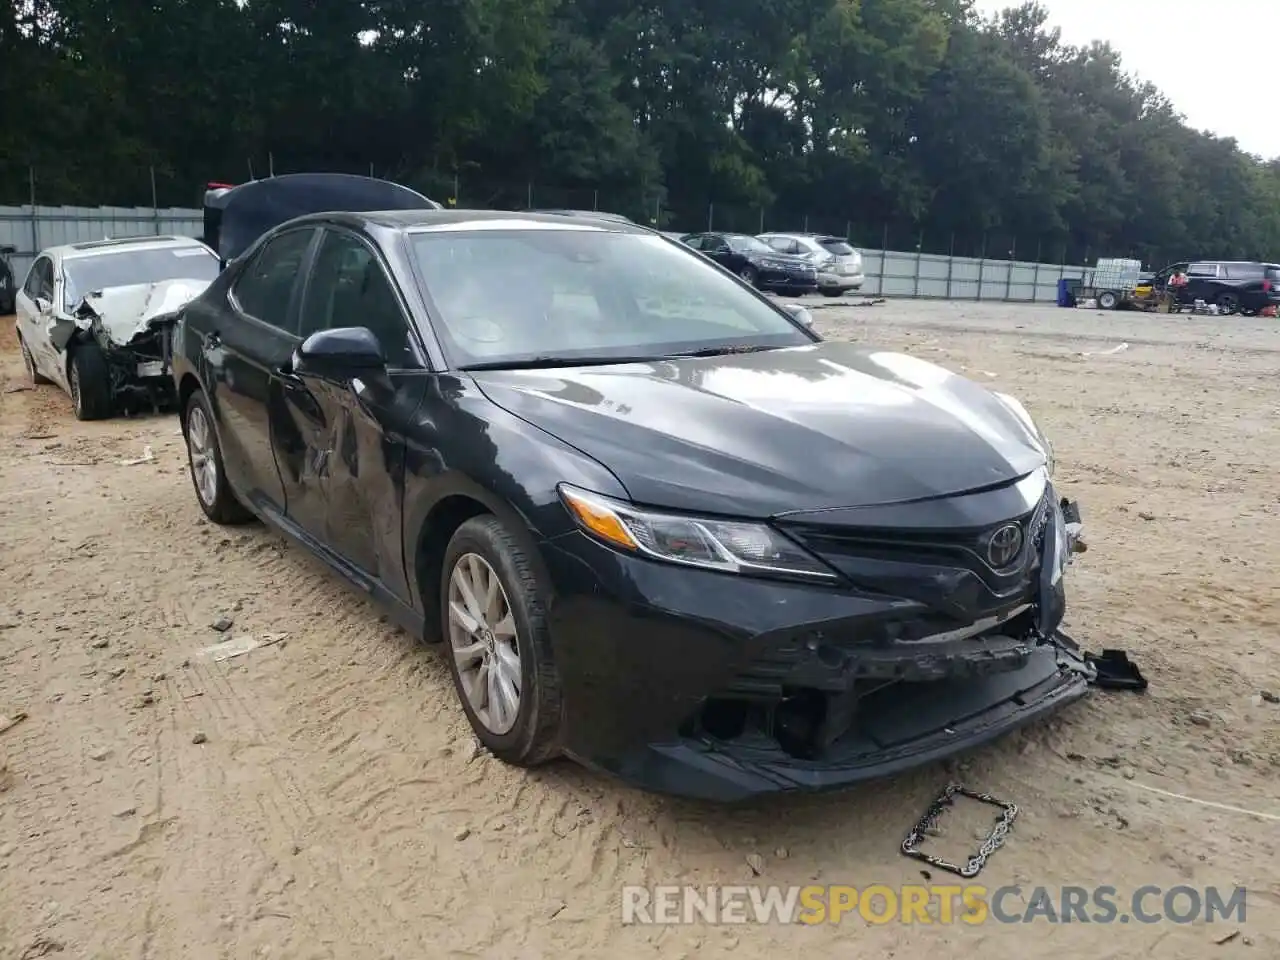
top-left (757, 232), bottom-right (865, 295)
top-left (681, 231), bottom-right (818, 295)
top-left (171, 206), bottom-right (1090, 802)
top-left (13, 235), bottom-right (221, 419)
top-left (1146, 260), bottom-right (1280, 315)
top-left (0, 244), bottom-right (16, 314)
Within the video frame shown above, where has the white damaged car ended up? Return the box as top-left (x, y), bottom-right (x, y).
top-left (14, 235), bottom-right (220, 419)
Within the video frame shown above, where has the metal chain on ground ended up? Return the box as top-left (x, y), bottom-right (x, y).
top-left (900, 783), bottom-right (1019, 878)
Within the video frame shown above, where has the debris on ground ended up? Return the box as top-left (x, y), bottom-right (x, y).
top-left (745, 853), bottom-right (765, 876)
top-left (901, 784), bottom-right (1018, 878)
top-left (117, 445), bottom-right (155, 466)
top-left (1083, 650), bottom-right (1149, 692)
top-left (210, 616), bottom-right (234, 633)
top-left (1260, 691), bottom-right (1279, 704)
top-left (0, 710), bottom-right (28, 736)
top-left (196, 632), bottom-right (288, 663)
top-left (192, 732), bottom-right (208, 745)
top-left (1081, 342), bottom-right (1129, 357)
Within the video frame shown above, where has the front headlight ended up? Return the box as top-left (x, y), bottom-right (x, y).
top-left (558, 485), bottom-right (837, 582)
top-left (993, 392), bottom-right (1055, 477)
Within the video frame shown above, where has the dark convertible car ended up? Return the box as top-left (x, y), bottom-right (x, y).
top-left (172, 207), bottom-right (1092, 801)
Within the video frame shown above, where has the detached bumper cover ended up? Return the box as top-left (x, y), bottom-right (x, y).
top-left (541, 487), bottom-right (1092, 802)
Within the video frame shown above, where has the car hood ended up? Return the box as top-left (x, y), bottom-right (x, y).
top-left (470, 341), bottom-right (1050, 517)
top-left (66, 279), bottom-right (211, 348)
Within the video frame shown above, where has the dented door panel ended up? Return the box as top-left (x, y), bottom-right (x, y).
top-left (275, 367), bottom-right (425, 605)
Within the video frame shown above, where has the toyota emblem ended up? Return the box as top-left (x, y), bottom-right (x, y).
top-left (986, 522), bottom-right (1024, 568)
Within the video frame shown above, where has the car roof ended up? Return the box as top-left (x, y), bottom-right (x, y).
top-left (285, 208), bottom-right (657, 235)
top-left (45, 235), bottom-right (213, 262)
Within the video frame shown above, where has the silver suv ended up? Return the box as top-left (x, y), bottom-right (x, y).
top-left (757, 233), bottom-right (865, 295)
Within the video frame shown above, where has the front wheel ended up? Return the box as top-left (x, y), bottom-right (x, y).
top-left (1216, 293), bottom-right (1239, 315)
top-left (740, 265), bottom-right (759, 288)
top-left (441, 516), bottom-right (563, 766)
top-left (1097, 290), bottom-right (1119, 310)
top-left (183, 390), bottom-right (255, 525)
top-left (68, 342), bottom-right (113, 420)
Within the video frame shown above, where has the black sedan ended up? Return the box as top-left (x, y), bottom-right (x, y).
top-left (681, 232), bottom-right (818, 295)
top-left (171, 209), bottom-right (1092, 802)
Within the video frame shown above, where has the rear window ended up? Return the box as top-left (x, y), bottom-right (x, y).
top-left (818, 238), bottom-right (856, 255)
top-left (1265, 267), bottom-right (1280, 282)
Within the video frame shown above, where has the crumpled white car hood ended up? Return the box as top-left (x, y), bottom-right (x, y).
top-left (75, 278), bottom-right (211, 345)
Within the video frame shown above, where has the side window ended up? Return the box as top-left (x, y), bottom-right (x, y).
top-left (1187, 262), bottom-right (1218, 277)
top-left (24, 257), bottom-right (53, 300)
top-left (683, 235), bottom-right (705, 250)
top-left (297, 230), bottom-right (417, 368)
top-left (232, 229), bottom-right (315, 330)
top-left (765, 237), bottom-right (790, 252)
top-left (1224, 263), bottom-right (1262, 279)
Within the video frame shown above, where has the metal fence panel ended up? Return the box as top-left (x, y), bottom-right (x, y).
top-left (1, 202), bottom-right (1088, 305)
top-left (0, 204), bottom-right (203, 285)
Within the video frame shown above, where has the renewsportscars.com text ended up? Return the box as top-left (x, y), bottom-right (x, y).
top-left (621, 884), bottom-right (1248, 926)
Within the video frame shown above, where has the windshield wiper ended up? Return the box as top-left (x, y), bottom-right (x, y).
top-left (459, 355), bottom-right (662, 371)
top-left (671, 344), bottom-right (779, 358)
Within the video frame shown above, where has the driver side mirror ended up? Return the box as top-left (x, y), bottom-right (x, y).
top-left (296, 326), bottom-right (387, 376)
top-left (780, 303), bottom-right (814, 328)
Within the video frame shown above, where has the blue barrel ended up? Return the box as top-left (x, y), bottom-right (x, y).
top-left (1057, 277), bottom-right (1076, 308)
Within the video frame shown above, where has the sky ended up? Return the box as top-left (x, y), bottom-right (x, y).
top-left (971, 0), bottom-right (1278, 160)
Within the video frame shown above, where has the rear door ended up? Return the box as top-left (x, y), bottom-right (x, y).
top-left (1185, 262), bottom-right (1220, 302)
top-left (209, 227), bottom-right (318, 514)
top-left (275, 226), bottom-right (427, 602)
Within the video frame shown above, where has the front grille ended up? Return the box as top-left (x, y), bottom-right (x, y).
top-left (790, 493), bottom-right (1049, 584)
top-left (775, 491), bottom-right (1053, 626)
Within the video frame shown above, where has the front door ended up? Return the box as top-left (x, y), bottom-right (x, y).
top-left (273, 226), bottom-right (427, 603)
top-left (16, 256), bottom-right (58, 381)
top-left (206, 226), bottom-right (318, 514)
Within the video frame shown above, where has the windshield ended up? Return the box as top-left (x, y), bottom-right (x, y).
top-left (63, 245), bottom-right (220, 309)
top-left (724, 235), bottom-right (773, 255)
top-left (409, 228), bottom-right (814, 368)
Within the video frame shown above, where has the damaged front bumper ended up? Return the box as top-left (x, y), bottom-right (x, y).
top-left (52, 279), bottom-right (210, 412)
top-left (541, 480), bottom-right (1095, 802)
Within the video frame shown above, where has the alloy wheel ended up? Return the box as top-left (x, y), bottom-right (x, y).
top-left (186, 404), bottom-right (219, 508)
top-left (447, 552), bottom-right (521, 735)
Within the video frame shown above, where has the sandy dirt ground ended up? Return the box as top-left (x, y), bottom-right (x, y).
top-left (1, 301), bottom-right (1278, 959)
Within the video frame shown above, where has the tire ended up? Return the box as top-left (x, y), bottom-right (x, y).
top-left (182, 389), bottom-right (255, 525)
top-left (1097, 290), bottom-right (1119, 310)
top-left (1216, 293), bottom-right (1239, 315)
top-left (740, 265), bottom-right (759, 288)
top-left (18, 335), bottom-right (52, 385)
top-left (67, 342), bottom-right (114, 420)
top-left (440, 515), bottom-right (563, 766)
